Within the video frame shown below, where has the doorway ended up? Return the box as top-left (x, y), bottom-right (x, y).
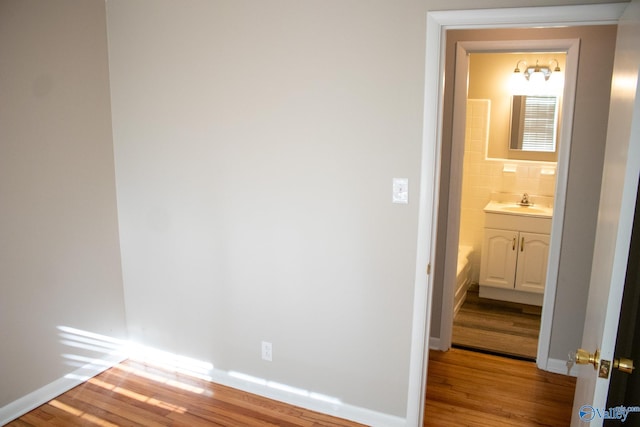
top-left (446, 41), bottom-right (574, 361)
top-left (405, 5), bottom-right (626, 426)
top-left (430, 22), bottom-right (619, 371)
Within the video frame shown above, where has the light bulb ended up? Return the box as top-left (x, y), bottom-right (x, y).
top-left (529, 71), bottom-right (547, 94)
top-left (509, 72), bottom-right (527, 94)
top-left (549, 71), bottom-right (564, 94)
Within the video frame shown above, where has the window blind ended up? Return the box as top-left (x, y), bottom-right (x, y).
top-left (521, 95), bottom-right (557, 152)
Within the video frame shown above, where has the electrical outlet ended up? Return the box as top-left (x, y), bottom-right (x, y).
top-left (261, 341), bottom-right (272, 362)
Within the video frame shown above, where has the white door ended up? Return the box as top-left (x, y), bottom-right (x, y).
top-left (571, 1), bottom-right (640, 425)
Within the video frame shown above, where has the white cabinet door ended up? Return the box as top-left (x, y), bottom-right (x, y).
top-left (480, 228), bottom-right (518, 289)
top-left (515, 232), bottom-right (550, 294)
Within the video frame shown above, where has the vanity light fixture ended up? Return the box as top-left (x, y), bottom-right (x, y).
top-left (513, 59), bottom-right (561, 82)
top-left (511, 59), bottom-right (563, 95)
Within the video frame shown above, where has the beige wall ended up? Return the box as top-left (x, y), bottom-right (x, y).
top-left (432, 25), bottom-right (618, 363)
top-left (0, 0), bottom-right (127, 410)
top-left (106, 0), bottom-right (424, 417)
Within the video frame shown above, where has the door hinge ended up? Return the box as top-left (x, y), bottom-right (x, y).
top-left (427, 263), bottom-right (431, 275)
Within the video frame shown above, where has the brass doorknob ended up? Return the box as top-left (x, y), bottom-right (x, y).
top-left (614, 357), bottom-right (635, 374)
top-left (574, 348), bottom-right (600, 370)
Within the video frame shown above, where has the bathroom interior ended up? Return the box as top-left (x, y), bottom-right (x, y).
top-left (451, 51), bottom-right (566, 361)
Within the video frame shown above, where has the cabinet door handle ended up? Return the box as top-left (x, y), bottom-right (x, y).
top-left (513, 236), bottom-right (516, 251)
top-left (521, 236), bottom-right (525, 252)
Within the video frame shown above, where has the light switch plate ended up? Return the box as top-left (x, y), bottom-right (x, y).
top-left (392, 178), bottom-right (409, 204)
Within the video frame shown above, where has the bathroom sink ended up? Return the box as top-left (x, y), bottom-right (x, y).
top-left (483, 201), bottom-right (553, 218)
top-left (499, 205), bottom-right (552, 215)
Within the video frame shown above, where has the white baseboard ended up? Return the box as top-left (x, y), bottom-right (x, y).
top-left (545, 357), bottom-right (578, 377)
top-left (0, 350), bottom-right (127, 426)
top-left (429, 336), bottom-right (442, 350)
top-left (479, 286), bottom-right (544, 306)
top-left (206, 369), bottom-right (406, 427)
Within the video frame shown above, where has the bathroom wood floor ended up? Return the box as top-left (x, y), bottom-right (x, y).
top-left (452, 283), bottom-right (541, 360)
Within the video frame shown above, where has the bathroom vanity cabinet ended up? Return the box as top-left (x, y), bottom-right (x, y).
top-left (479, 208), bottom-right (552, 306)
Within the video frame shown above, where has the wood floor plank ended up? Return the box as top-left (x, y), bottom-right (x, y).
top-left (425, 349), bottom-right (576, 426)
top-left (113, 361), bottom-right (317, 426)
top-left (425, 399), bottom-right (527, 427)
top-left (453, 284), bottom-right (541, 359)
top-left (19, 402), bottom-right (94, 427)
top-left (62, 389), bottom-right (168, 426)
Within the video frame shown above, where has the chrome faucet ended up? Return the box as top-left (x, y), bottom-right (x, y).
top-left (519, 193), bottom-right (531, 206)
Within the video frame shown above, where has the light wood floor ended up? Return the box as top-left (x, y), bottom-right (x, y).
top-left (426, 349), bottom-right (576, 426)
top-left (8, 349), bottom-right (575, 426)
top-left (6, 359), bottom-right (365, 427)
top-left (452, 284), bottom-right (541, 360)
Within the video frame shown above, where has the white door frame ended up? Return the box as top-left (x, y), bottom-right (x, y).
top-left (406, 4), bottom-right (627, 426)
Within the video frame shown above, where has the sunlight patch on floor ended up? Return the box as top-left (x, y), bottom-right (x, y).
top-left (114, 363), bottom-right (207, 395)
top-left (88, 377), bottom-right (187, 413)
top-left (49, 399), bottom-right (119, 427)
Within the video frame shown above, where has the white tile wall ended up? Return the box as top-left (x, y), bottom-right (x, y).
top-left (459, 99), bottom-right (556, 282)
